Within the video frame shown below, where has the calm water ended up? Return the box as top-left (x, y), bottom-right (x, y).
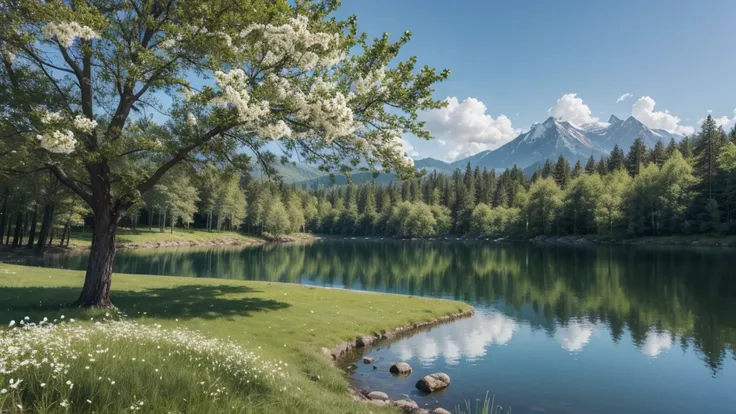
top-left (29, 241), bottom-right (736, 414)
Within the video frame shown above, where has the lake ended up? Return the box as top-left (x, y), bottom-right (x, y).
top-left (28, 240), bottom-right (736, 414)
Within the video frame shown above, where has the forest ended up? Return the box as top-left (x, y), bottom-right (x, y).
top-left (2, 115), bottom-right (736, 246)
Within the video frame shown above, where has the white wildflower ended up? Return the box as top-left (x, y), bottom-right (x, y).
top-left (42, 21), bottom-right (98, 47)
top-left (9, 379), bottom-right (22, 389)
top-left (8, 320), bottom-right (15, 328)
top-left (60, 399), bottom-right (69, 408)
top-left (257, 120), bottom-right (291, 139)
top-left (0, 389), bottom-right (6, 394)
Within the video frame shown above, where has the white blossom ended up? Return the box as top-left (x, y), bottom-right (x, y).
top-left (258, 120), bottom-right (291, 139)
top-left (8, 320), bottom-right (15, 328)
top-left (42, 21), bottom-right (98, 48)
top-left (354, 67), bottom-right (388, 97)
top-left (41, 111), bottom-right (64, 124)
top-left (37, 130), bottom-right (77, 154)
top-left (73, 115), bottom-right (98, 133)
top-left (2, 49), bottom-right (16, 63)
top-left (212, 69), bottom-right (269, 123)
top-left (186, 112), bottom-right (198, 127)
top-left (158, 38), bottom-right (176, 49)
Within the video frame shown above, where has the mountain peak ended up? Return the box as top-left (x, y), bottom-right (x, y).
top-left (608, 115), bottom-right (622, 124)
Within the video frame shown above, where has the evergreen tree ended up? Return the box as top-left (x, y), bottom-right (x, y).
top-left (585, 155), bottom-right (597, 174)
top-left (649, 140), bottom-right (667, 167)
top-left (730, 126), bottom-right (736, 144)
top-left (694, 115), bottom-right (724, 200)
top-left (609, 145), bottom-right (626, 172)
top-left (541, 159), bottom-right (554, 178)
top-left (597, 157), bottom-right (609, 175)
top-left (571, 160), bottom-right (583, 178)
top-left (666, 138), bottom-right (678, 159)
top-left (553, 155), bottom-right (571, 189)
top-left (626, 138), bottom-right (647, 177)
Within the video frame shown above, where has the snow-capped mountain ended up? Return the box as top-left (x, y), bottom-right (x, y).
top-left (451, 117), bottom-right (608, 170)
top-left (584, 115), bottom-right (681, 151)
top-left (450, 114), bottom-right (684, 171)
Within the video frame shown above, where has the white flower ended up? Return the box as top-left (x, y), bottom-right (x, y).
top-left (41, 111), bottom-right (64, 124)
top-left (9, 379), bottom-right (22, 389)
top-left (40, 383), bottom-right (46, 388)
top-left (2, 49), bottom-right (16, 63)
top-left (37, 130), bottom-right (77, 154)
top-left (159, 38), bottom-right (176, 49)
top-left (257, 120), bottom-right (291, 139)
top-left (186, 112), bottom-right (198, 127)
top-left (73, 115), bottom-right (97, 133)
top-left (60, 399), bottom-right (69, 408)
top-left (0, 389), bottom-right (6, 394)
top-left (8, 320), bottom-right (15, 328)
top-left (42, 21), bottom-right (98, 47)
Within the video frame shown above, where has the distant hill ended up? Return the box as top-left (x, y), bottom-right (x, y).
top-left (251, 162), bottom-right (327, 184)
top-left (414, 157), bottom-right (457, 175)
top-left (295, 171), bottom-right (397, 188)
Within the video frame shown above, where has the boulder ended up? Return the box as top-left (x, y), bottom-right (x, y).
top-left (389, 362), bottom-right (412, 375)
top-left (415, 373), bottom-right (451, 393)
top-left (432, 409), bottom-right (452, 414)
top-left (393, 399), bottom-right (419, 413)
top-left (356, 335), bottom-right (374, 347)
top-left (366, 391), bottom-right (389, 401)
top-left (363, 357), bottom-right (375, 364)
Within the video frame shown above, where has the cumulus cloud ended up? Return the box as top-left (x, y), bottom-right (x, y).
top-left (616, 93), bottom-right (633, 103)
top-left (641, 330), bottom-right (673, 357)
top-left (708, 109), bottom-right (736, 132)
top-left (554, 319), bottom-right (595, 352)
top-left (631, 96), bottom-right (694, 135)
top-left (385, 312), bottom-right (518, 366)
top-left (421, 97), bottom-right (520, 161)
top-left (548, 93), bottom-right (599, 126)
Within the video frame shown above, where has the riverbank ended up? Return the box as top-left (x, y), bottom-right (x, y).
top-left (0, 263), bottom-right (472, 413)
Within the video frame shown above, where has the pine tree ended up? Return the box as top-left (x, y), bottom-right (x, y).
top-left (694, 115), bottom-right (724, 200)
top-left (666, 138), bottom-right (678, 159)
top-left (626, 138), bottom-right (647, 177)
top-left (463, 163), bottom-right (476, 206)
top-left (730, 126), bottom-right (736, 144)
top-left (541, 159), bottom-right (554, 178)
top-left (585, 155), bottom-right (597, 174)
top-left (649, 140), bottom-right (667, 167)
top-left (609, 145), bottom-right (626, 172)
top-left (678, 136), bottom-right (694, 159)
top-left (571, 160), bottom-right (583, 178)
top-left (597, 157), bottom-right (608, 176)
top-left (553, 155), bottom-right (571, 189)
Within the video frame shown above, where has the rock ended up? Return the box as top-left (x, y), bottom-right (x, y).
top-left (356, 335), bottom-right (374, 347)
top-left (393, 399), bottom-right (419, 413)
top-left (366, 399), bottom-right (388, 407)
top-left (415, 373), bottom-right (451, 393)
top-left (366, 391), bottom-right (389, 401)
top-left (307, 374), bottom-right (320, 382)
top-left (363, 357), bottom-right (374, 364)
top-left (321, 347), bottom-right (333, 359)
top-left (372, 365), bottom-right (378, 370)
top-left (432, 409), bottom-right (452, 414)
top-left (389, 362), bottom-right (412, 375)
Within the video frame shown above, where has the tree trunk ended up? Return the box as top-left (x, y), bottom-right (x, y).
top-left (11, 210), bottom-right (23, 247)
top-left (149, 208), bottom-right (153, 231)
top-left (75, 207), bottom-right (118, 308)
top-left (26, 203), bottom-right (38, 249)
top-left (35, 202), bottom-right (55, 254)
top-left (170, 215), bottom-right (174, 234)
top-left (47, 227), bottom-right (54, 247)
top-left (161, 209), bottom-right (167, 233)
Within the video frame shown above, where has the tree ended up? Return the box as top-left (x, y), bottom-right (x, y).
top-left (657, 150), bottom-right (696, 234)
top-left (597, 157), bottom-right (608, 176)
top-left (553, 155), bottom-right (571, 189)
top-left (561, 174), bottom-right (604, 234)
top-left (609, 145), bottom-right (626, 172)
top-left (470, 204), bottom-right (493, 236)
top-left (694, 115), bottom-right (724, 200)
top-left (626, 138), bottom-right (647, 177)
top-left (585, 155), bottom-right (597, 174)
top-left (595, 169), bottom-right (631, 235)
top-left (264, 197), bottom-right (291, 236)
top-left (541, 159), bottom-right (554, 179)
top-left (525, 177), bottom-right (562, 235)
top-left (0, 1), bottom-right (448, 306)
top-left (571, 160), bottom-right (583, 178)
top-left (649, 140), bottom-right (667, 167)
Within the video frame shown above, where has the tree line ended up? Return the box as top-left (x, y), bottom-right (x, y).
top-left (3, 115), bottom-right (736, 245)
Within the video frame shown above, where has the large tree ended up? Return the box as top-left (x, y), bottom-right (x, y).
top-left (0, 0), bottom-right (447, 307)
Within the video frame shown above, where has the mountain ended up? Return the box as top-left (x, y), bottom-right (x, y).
top-left (584, 115), bottom-right (681, 151)
top-left (451, 117), bottom-right (608, 170)
top-left (295, 171), bottom-right (397, 188)
top-left (414, 157), bottom-right (457, 175)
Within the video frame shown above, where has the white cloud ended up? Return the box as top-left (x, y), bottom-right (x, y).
top-left (709, 109), bottom-right (736, 132)
top-left (616, 93), bottom-right (633, 103)
top-left (422, 97), bottom-right (519, 161)
top-left (631, 96), bottom-right (694, 135)
top-left (554, 319), bottom-right (595, 352)
top-left (548, 93), bottom-right (598, 126)
top-left (641, 330), bottom-right (673, 357)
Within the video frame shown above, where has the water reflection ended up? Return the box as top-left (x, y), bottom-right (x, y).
top-left (391, 312), bottom-right (518, 366)
top-left (32, 241), bottom-right (736, 374)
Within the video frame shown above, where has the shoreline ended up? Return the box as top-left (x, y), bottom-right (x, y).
top-left (323, 307), bottom-right (476, 413)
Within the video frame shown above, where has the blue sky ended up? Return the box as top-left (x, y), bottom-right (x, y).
top-left (335, 0), bottom-right (736, 161)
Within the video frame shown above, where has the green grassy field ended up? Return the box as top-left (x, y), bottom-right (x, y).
top-left (67, 228), bottom-right (270, 249)
top-left (0, 263), bottom-right (471, 413)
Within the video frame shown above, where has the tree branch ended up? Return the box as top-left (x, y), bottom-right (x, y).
top-left (45, 162), bottom-right (93, 206)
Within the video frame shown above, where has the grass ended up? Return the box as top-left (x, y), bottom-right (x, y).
top-left (0, 263), bottom-right (472, 413)
top-left (67, 228), bottom-right (271, 249)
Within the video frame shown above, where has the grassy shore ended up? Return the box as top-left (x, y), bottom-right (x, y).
top-left (65, 228), bottom-right (265, 249)
top-left (0, 263), bottom-right (472, 413)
